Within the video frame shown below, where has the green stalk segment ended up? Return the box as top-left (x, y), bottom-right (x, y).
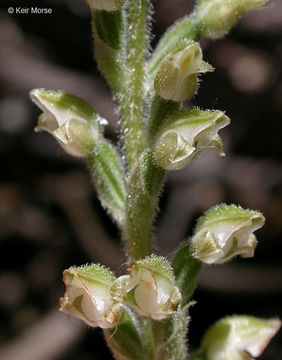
top-left (119, 0), bottom-right (149, 169)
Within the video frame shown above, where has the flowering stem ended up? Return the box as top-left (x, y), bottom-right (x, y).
top-left (123, 150), bottom-right (167, 260)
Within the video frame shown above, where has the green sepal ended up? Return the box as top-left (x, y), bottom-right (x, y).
top-left (68, 263), bottom-right (115, 286)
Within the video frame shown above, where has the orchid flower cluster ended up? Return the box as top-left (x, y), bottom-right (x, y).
top-left (30, 0), bottom-right (280, 359)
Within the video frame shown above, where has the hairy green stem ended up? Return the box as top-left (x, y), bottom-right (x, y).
top-left (123, 151), bottom-right (165, 260)
top-left (124, 163), bottom-right (154, 260)
top-left (119, 0), bottom-right (149, 170)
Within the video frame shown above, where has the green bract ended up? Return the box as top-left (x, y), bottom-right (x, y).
top-left (111, 256), bottom-right (181, 320)
top-left (194, 0), bottom-right (268, 39)
top-left (191, 204), bottom-right (265, 264)
top-left (153, 109), bottom-right (230, 170)
top-left (30, 89), bottom-right (100, 157)
top-left (89, 141), bottom-right (127, 225)
top-left (154, 40), bottom-right (213, 102)
top-left (60, 265), bottom-right (123, 329)
top-left (88, 0), bottom-right (126, 11)
top-left (202, 315), bottom-right (281, 360)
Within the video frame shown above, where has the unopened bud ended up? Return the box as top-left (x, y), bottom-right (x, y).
top-left (153, 109), bottom-right (230, 170)
top-left (202, 315), bottom-right (281, 360)
top-left (195, 0), bottom-right (268, 39)
top-left (191, 204), bottom-right (265, 264)
top-left (154, 40), bottom-right (213, 102)
top-left (111, 256), bottom-right (181, 320)
top-left (60, 264), bottom-right (123, 329)
top-left (30, 89), bottom-right (101, 157)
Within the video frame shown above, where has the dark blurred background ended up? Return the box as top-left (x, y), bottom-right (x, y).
top-left (0, 0), bottom-right (281, 359)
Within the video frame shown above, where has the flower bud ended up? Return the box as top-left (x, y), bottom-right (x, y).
top-left (88, 0), bottom-right (126, 11)
top-left (154, 40), bottom-right (213, 102)
top-left (30, 89), bottom-right (101, 157)
top-left (110, 256), bottom-right (181, 320)
top-left (202, 315), bottom-right (281, 360)
top-left (153, 109), bottom-right (230, 170)
top-left (195, 0), bottom-right (268, 40)
top-left (191, 204), bottom-right (265, 264)
top-left (60, 264), bottom-right (123, 329)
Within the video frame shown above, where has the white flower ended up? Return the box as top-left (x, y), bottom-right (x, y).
top-left (30, 89), bottom-right (101, 157)
top-left (154, 109), bottom-right (230, 170)
top-left (154, 40), bottom-right (213, 102)
top-left (202, 315), bottom-right (281, 360)
top-left (191, 204), bottom-right (265, 264)
top-left (111, 256), bottom-right (181, 320)
top-left (60, 265), bottom-right (123, 329)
